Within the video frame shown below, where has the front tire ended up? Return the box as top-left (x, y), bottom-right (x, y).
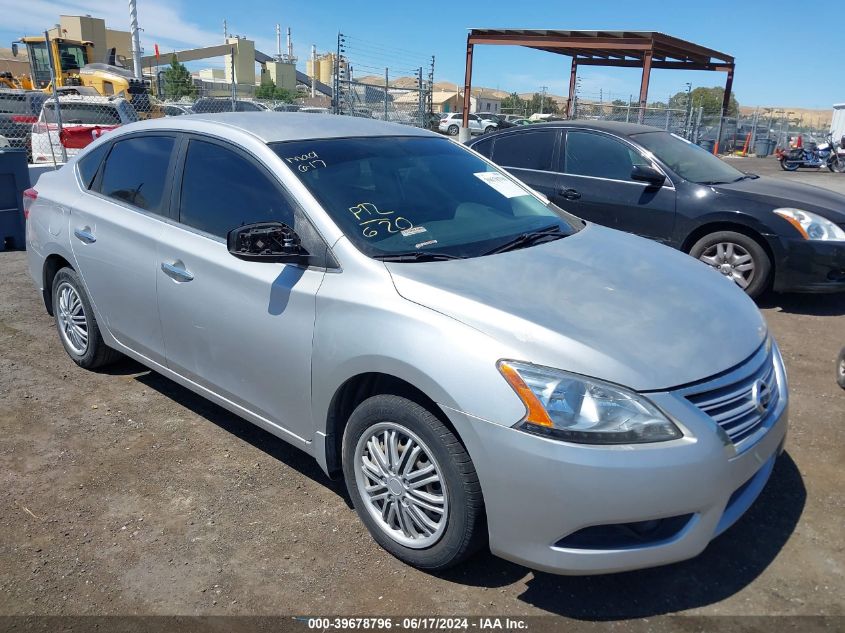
top-left (828, 155), bottom-right (845, 173)
top-left (837, 348), bottom-right (845, 390)
top-left (342, 395), bottom-right (485, 571)
top-left (484, 126), bottom-right (495, 134)
top-left (52, 267), bottom-right (121, 369)
top-left (689, 231), bottom-right (772, 298)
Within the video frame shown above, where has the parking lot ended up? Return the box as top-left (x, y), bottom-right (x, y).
top-left (0, 157), bottom-right (843, 622)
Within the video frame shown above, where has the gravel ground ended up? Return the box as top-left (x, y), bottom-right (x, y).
top-left (1, 165), bottom-right (844, 620)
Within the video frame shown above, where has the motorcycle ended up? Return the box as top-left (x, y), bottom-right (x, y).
top-left (780, 133), bottom-right (845, 172)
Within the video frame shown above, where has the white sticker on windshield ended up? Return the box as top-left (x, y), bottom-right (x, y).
top-left (473, 172), bottom-right (527, 198)
top-left (401, 226), bottom-right (427, 237)
top-left (415, 239), bottom-right (437, 249)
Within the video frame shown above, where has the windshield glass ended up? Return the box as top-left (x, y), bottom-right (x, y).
top-left (632, 131), bottom-right (745, 184)
top-left (270, 136), bottom-right (580, 259)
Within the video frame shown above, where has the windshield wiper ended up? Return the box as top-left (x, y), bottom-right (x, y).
top-left (374, 251), bottom-right (464, 262)
top-left (733, 173), bottom-right (760, 181)
top-left (483, 225), bottom-right (566, 256)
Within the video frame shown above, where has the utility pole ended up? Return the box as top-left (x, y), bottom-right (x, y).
top-left (128, 0), bottom-right (143, 79)
top-left (223, 19), bottom-right (228, 40)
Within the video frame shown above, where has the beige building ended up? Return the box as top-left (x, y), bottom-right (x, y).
top-left (48, 15), bottom-right (132, 65)
top-left (263, 60), bottom-right (296, 92)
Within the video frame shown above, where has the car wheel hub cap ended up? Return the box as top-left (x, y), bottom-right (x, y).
top-left (56, 282), bottom-right (88, 355)
top-left (699, 242), bottom-right (756, 289)
top-left (354, 422), bottom-right (449, 549)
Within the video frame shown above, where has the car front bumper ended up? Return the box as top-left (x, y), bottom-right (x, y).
top-left (443, 346), bottom-right (789, 575)
top-left (769, 235), bottom-right (845, 293)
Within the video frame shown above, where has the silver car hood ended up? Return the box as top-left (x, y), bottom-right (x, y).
top-left (385, 224), bottom-right (767, 392)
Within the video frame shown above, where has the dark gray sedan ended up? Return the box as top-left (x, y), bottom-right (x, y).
top-left (468, 121), bottom-right (845, 297)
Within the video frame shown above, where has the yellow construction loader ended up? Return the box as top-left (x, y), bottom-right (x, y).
top-left (4, 36), bottom-right (152, 114)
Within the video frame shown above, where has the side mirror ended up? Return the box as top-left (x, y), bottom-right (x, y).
top-left (11, 43), bottom-right (18, 57)
top-left (631, 164), bottom-right (666, 187)
top-left (227, 222), bottom-right (310, 265)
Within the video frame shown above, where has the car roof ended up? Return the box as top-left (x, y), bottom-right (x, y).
top-left (118, 112), bottom-right (439, 142)
top-left (501, 119), bottom-right (664, 136)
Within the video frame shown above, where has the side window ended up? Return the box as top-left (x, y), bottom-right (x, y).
top-left (77, 142), bottom-right (110, 189)
top-left (491, 131), bottom-right (555, 171)
top-left (471, 138), bottom-right (493, 158)
top-left (98, 136), bottom-right (175, 213)
top-left (564, 131), bottom-right (648, 181)
top-left (179, 139), bottom-right (295, 239)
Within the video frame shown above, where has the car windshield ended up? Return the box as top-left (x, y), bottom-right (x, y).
top-left (632, 131), bottom-right (745, 185)
top-left (270, 136), bottom-right (580, 259)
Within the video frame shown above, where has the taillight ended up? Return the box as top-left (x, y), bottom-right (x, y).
top-left (12, 115), bottom-right (38, 124)
top-left (23, 188), bottom-right (37, 220)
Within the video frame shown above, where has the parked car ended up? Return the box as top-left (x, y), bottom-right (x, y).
top-left (191, 98), bottom-right (269, 113)
top-left (438, 112), bottom-right (497, 136)
top-left (299, 107), bottom-right (331, 114)
top-left (468, 121), bottom-right (845, 297)
top-left (25, 113), bottom-right (788, 575)
top-left (0, 90), bottom-right (47, 159)
top-left (30, 96), bottom-right (138, 164)
top-left (161, 103), bottom-right (193, 116)
top-left (474, 112), bottom-right (513, 129)
top-left (838, 347), bottom-right (845, 389)
top-left (510, 118), bottom-right (532, 126)
top-left (273, 104), bottom-right (301, 112)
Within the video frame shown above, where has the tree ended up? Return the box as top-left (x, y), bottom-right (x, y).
top-left (162, 54), bottom-right (195, 99)
top-left (668, 86), bottom-right (739, 116)
top-left (501, 92), bottom-right (525, 115)
top-left (526, 92), bottom-right (559, 116)
top-left (255, 77), bottom-right (295, 102)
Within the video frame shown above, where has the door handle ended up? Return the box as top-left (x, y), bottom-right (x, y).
top-left (73, 227), bottom-right (96, 243)
top-left (559, 188), bottom-right (581, 200)
top-left (161, 261), bottom-right (194, 282)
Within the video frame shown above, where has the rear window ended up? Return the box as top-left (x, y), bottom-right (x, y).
top-left (491, 130), bottom-right (556, 171)
top-left (42, 102), bottom-right (121, 125)
top-left (98, 136), bottom-right (175, 213)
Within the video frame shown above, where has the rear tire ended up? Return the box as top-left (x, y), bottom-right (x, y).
top-left (689, 231), bottom-right (772, 299)
top-left (484, 126), bottom-right (495, 134)
top-left (342, 394), bottom-right (486, 571)
top-left (779, 158), bottom-right (800, 171)
top-left (52, 267), bottom-right (121, 369)
top-left (447, 124), bottom-right (459, 136)
top-left (837, 347), bottom-right (845, 390)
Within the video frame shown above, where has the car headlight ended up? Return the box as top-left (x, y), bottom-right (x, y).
top-left (498, 361), bottom-right (682, 444)
top-left (773, 208), bottom-right (845, 241)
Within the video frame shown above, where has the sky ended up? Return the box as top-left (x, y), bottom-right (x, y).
top-left (2, 0), bottom-right (843, 109)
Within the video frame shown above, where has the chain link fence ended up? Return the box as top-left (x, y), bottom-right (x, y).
top-left (570, 99), bottom-right (826, 156)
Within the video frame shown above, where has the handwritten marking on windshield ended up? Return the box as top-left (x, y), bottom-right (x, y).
top-left (349, 203), bottom-right (414, 238)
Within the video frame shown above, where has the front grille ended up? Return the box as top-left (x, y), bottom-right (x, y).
top-left (686, 347), bottom-right (779, 446)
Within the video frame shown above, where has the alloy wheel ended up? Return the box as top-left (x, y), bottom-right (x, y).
top-left (354, 422), bottom-right (449, 549)
top-left (698, 242), bottom-right (756, 289)
top-left (56, 282), bottom-right (89, 355)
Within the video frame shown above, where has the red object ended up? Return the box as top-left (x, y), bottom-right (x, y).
top-left (59, 125), bottom-right (119, 149)
top-left (795, 135), bottom-right (803, 148)
top-left (11, 115), bottom-right (38, 124)
top-left (22, 188), bottom-right (38, 220)
top-left (154, 43), bottom-right (160, 60)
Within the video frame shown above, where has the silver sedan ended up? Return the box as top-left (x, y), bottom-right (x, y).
top-left (24, 113), bottom-right (788, 574)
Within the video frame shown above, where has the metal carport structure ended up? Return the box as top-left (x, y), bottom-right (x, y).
top-left (462, 29), bottom-right (735, 138)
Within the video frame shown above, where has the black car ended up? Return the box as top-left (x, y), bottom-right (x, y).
top-left (467, 121), bottom-right (845, 297)
top-left (0, 90), bottom-right (47, 159)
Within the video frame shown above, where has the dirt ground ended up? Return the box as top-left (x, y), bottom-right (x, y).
top-left (1, 163), bottom-right (844, 620)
